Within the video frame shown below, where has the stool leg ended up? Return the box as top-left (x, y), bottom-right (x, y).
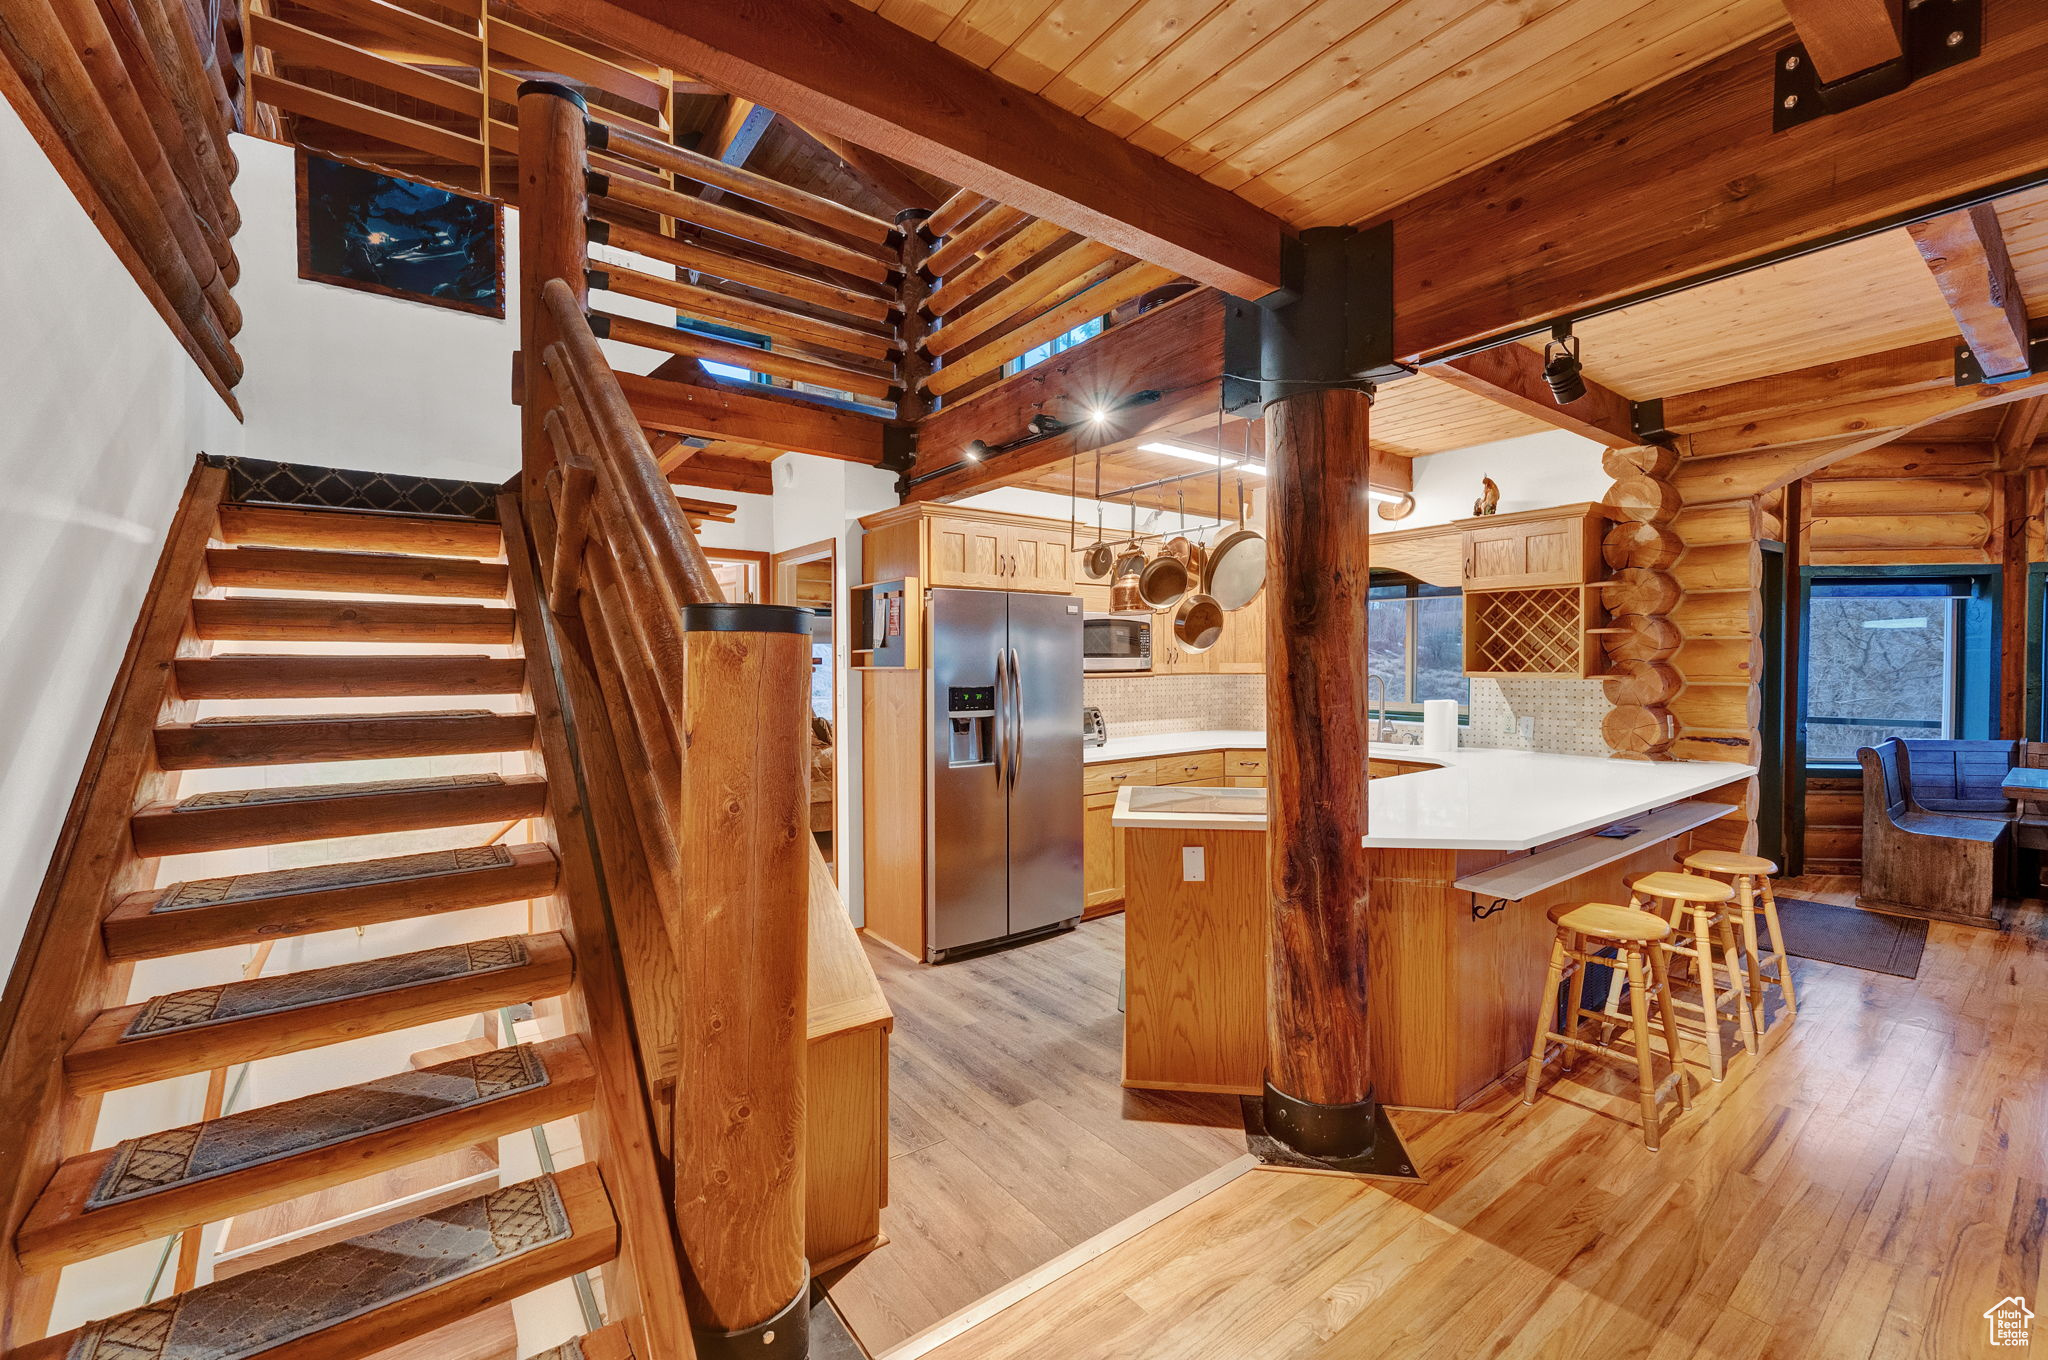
top-left (1759, 875), bottom-right (1798, 1020)
top-left (1623, 947), bottom-right (1663, 1151)
top-left (1647, 944), bottom-right (1687, 1113)
top-left (1524, 931), bottom-right (1569, 1106)
top-left (1733, 876), bottom-right (1770, 1050)
top-left (1715, 914), bottom-right (1759, 1058)
top-left (1690, 903), bottom-right (1728, 1081)
top-left (1560, 942), bottom-right (1588, 1074)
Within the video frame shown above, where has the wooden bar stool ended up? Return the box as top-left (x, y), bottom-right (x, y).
top-left (1684, 850), bottom-right (1798, 1050)
top-left (1522, 902), bottom-right (1687, 1150)
top-left (1623, 871), bottom-right (1755, 1081)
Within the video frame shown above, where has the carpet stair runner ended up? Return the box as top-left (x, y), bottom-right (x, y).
top-left (4, 504), bottom-right (631, 1360)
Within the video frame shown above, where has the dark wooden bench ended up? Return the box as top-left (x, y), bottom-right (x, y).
top-left (1858, 738), bottom-right (2008, 925)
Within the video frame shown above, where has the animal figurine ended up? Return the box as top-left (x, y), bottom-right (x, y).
top-left (1473, 476), bottom-right (1500, 517)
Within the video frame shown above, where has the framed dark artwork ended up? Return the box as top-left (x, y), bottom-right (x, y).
top-left (295, 151), bottom-right (504, 317)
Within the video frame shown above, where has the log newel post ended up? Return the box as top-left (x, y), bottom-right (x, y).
top-left (1252, 225), bottom-right (1413, 1174)
top-left (517, 81), bottom-right (590, 513)
top-left (675, 602), bottom-right (815, 1359)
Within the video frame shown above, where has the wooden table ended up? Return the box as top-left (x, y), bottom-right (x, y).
top-left (2000, 766), bottom-right (2048, 803)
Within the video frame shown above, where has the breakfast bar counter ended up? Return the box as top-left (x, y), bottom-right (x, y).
top-left (1111, 748), bottom-right (1755, 1111)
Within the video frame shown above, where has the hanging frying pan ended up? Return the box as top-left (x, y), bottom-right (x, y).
top-left (1204, 526), bottom-right (1266, 611)
top-left (1173, 592), bottom-right (1224, 652)
top-left (1138, 552), bottom-right (1190, 610)
top-left (1082, 540), bottom-right (1117, 579)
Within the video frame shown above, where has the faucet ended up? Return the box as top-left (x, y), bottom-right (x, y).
top-left (1367, 673), bottom-right (1395, 744)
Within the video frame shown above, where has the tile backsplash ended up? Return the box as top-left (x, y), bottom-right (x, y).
top-left (1464, 677), bottom-right (1611, 757)
top-left (1084, 673), bottom-right (1264, 737)
top-left (1086, 672), bottom-right (1613, 756)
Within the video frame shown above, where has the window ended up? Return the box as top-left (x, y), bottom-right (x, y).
top-left (1003, 316), bottom-right (1104, 376)
top-left (1801, 571), bottom-right (1997, 765)
top-left (1367, 581), bottom-right (1467, 714)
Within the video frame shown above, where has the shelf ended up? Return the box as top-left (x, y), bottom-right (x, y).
top-left (1451, 800), bottom-right (1731, 900)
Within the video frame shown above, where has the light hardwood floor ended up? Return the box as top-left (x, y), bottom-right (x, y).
top-left (824, 918), bottom-right (1247, 1353)
top-left (917, 878), bottom-right (2048, 1360)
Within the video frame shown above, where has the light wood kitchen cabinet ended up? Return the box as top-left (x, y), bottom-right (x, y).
top-left (1156, 750), bottom-right (1225, 785)
top-left (860, 503), bottom-right (1084, 595)
top-left (1459, 503), bottom-right (1605, 591)
top-left (1084, 756), bottom-right (1157, 795)
top-left (1151, 624), bottom-right (1214, 675)
top-left (1210, 595), bottom-right (1266, 674)
top-left (1224, 749), bottom-right (1267, 779)
top-left (1226, 775), bottom-right (1266, 788)
top-left (1083, 790), bottom-right (1123, 916)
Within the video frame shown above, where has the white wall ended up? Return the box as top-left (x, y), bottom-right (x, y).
top-left (1393, 429), bottom-right (1609, 530)
top-left (0, 103), bottom-right (244, 975)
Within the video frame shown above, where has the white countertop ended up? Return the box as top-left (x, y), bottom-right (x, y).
top-left (1109, 742), bottom-right (1755, 852)
top-left (1085, 729), bottom-right (1269, 763)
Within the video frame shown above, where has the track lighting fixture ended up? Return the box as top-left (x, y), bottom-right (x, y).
top-left (1028, 414), bottom-right (1068, 437)
top-left (1542, 321), bottom-right (1586, 406)
top-left (963, 440), bottom-right (991, 462)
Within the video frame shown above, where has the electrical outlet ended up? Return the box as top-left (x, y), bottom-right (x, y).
top-left (1518, 715), bottom-right (1537, 746)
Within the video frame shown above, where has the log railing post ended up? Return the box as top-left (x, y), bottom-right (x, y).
top-left (1254, 225), bottom-right (1414, 1176)
top-left (517, 81), bottom-right (590, 510)
top-left (675, 603), bottom-right (814, 1357)
top-left (895, 207), bottom-right (936, 423)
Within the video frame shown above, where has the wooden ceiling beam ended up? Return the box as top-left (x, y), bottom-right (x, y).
top-left (1905, 204), bottom-right (2032, 377)
top-left (1993, 395), bottom-right (2048, 471)
top-left (1387, 1), bottom-right (2048, 361)
top-left (1657, 336), bottom-right (1961, 434)
top-left (511, 0), bottom-right (1289, 298)
top-left (668, 449), bottom-right (775, 495)
top-left (1780, 0), bottom-right (1903, 84)
top-left (1417, 344), bottom-right (1639, 449)
top-left (799, 125), bottom-right (942, 215)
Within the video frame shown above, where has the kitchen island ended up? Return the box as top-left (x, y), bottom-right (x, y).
top-left (1112, 746), bottom-right (1755, 1111)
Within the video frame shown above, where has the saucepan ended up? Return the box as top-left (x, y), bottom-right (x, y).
top-left (1173, 592), bottom-right (1224, 652)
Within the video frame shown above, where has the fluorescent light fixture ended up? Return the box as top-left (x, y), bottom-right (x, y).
top-left (1366, 488), bottom-right (1405, 504)
top-left (1137, 441), bottom-right (1267, 474)
top-left (1862, 617), bottom-right (1929, 630)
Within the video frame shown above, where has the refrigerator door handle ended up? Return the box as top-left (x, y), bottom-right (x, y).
top-left (993, 649), bottom-right (1011, 786)
top-left (1007, 646), bottom-right (1023, 789)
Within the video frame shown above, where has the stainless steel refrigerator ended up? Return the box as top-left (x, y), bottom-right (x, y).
top-left (925, 588), bottom-right (1084, 960)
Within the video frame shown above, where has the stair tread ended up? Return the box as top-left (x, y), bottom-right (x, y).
top-left (191, 597), bottom-right (517, 644)
top-left (175, 654), bottom-right (528, 701)
top-left (154, 712), bottom-right (537, 771)
top-left (67, 933), bottom-right (572, 1091)
top-left (130, 774), bottom-right (548, 857)
top-left (185, 709), bottom-right (496, 725)
top-left (173, 772), bottom-right (505, 812)
top-left (206, 546), bottom-right (510, 599)
top-left (145, 845), bottom-right (522, 912)
top-left (103, 845), bottom-right (559, 960)
top-left (126, 937), bottom-right (535, 1040)
top-left (215, 504), bottom-right (505, 560)
top-left (17, 1038), bottom-right (593, 1272)
top-left (20, 1166), bottom-right (612, 1360)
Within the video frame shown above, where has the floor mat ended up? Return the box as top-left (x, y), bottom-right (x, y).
top-left (1763, 897), bottom-right (1928, 979)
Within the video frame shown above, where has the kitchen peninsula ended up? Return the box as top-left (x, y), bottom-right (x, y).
top-left (1113, 747), bottom-right (1755, 1111)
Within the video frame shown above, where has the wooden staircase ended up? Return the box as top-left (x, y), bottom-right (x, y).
top-left (0, 481), bottom-right (670, 1360)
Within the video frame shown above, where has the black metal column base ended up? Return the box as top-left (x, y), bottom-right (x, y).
top-left (694, 1272), bottom-right (810, 1360)
top-left (1241, 1083), bottom-right (1423, 1182)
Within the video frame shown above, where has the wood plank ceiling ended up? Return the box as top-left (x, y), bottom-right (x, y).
top-left (843, 0), bottom-right (1787, 227)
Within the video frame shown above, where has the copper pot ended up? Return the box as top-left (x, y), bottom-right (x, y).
top-left (1138, 553), bottom-right (1190, 610)
top-left (1160, 535), bottom-right (1206, 578)
top-left (1174, 593), bottom-right (1224, 652)
top-left (1110, 552), bottom-right (1145, 613)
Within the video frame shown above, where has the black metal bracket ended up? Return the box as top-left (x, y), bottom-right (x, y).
top-left (583, 169), bottom-right (610, 198)
top-left (1955, 327), bottom-right (2048, 386)
top-left (1630, 397), bottom-right (1673, 444)
top-left (582, 118), bottom-right (610, 152)
top-left (1471, 897), bottom-right (1510, 922)
top-left (880, 423), bottom-right (918, 474)
top-left (1773, 0), bottom-right (1980, 131)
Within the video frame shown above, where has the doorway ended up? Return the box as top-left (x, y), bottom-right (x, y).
top-left (772, 539), bottom-right (838, 870)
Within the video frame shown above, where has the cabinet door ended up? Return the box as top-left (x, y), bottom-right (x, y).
top-left (1226, 775), bottom-right (1266, 788)
top-left (1462, 515), bottom-right (1597, 590)
top-left (1083, 790), bottom-right (1124, 915)
top-left (1012, 526), bottom-right (1083, 594)
top-left (1213, 594), bottom-right (1265, 674)
top-left (926, 516), bottom-right (1010, 589)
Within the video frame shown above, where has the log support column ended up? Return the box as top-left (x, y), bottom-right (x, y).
top-left (676, 603), bottom-right (814, 1358)
top-left (1253, 226), bottom-right (1415, 1176)
top-left (517, 82), bottom-right (590, 512)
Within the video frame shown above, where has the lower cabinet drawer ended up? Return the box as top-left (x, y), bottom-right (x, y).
top-left (1084, 758), bottom-right (1157, 796)
top-left (1223, 749), bottom-right (1267, 779)
top-left (1156, 750), bottom-right (1225, 785)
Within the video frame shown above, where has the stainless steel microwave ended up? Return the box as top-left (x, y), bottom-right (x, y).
top-left (1083, 612), bottom-right (1151, 672)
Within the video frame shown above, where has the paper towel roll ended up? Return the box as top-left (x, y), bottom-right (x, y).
top-left (1422, 699), bottom-right (1459, 752)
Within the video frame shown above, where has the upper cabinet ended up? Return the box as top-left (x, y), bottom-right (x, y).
top-left (1460, 505), bottom-right (1606, 590)
top-left (861, 504), bottom-right (1084, 594)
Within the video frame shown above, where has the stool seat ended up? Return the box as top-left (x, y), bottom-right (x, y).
top-left (1630, 871), bottom-right (1734, 904)
top-left (1547, 901), bottom-right (1672, 943)
top-left (1684, 850), bottom-right (1778, 877)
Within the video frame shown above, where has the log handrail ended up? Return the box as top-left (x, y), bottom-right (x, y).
top-left (517, 82), bottom-right (818, 1356)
